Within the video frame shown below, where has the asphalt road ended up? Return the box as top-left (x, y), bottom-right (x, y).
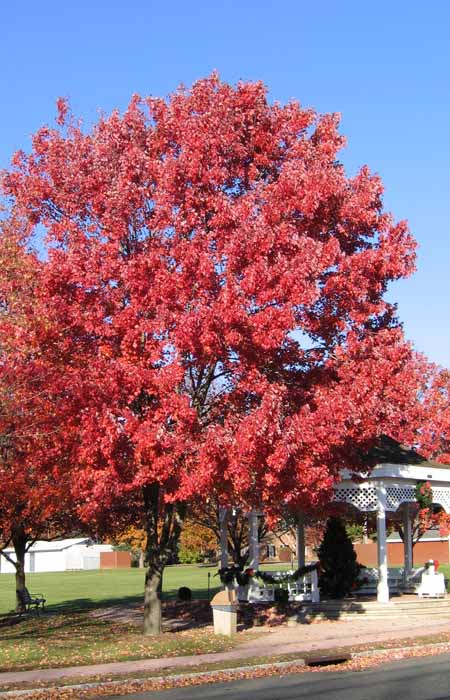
top-left (106, 653), bottom-right (450, 700)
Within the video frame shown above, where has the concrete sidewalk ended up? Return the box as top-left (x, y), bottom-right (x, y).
top-left (1, 615), bottom-right (450, 687)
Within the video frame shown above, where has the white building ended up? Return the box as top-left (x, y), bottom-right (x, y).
top-left (0, 538), bottom-right (114, 574)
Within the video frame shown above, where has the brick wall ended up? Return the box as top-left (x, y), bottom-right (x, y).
top-left (354, 540), bottom-right (450, 567)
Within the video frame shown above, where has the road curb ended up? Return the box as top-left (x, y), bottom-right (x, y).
top-left (0, 659), bottom-right (307, 698)
top-left (352, 641), bottom-right (450, 658)
top-left (2, 641), bottom-right (450, 698)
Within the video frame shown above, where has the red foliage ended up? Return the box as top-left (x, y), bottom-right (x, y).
top-left (0, 76), bottom-right (424, 625)
top-left (0, 216), bottom-right (78, 608)
top-left (417, 368), bottom-right (450, 464)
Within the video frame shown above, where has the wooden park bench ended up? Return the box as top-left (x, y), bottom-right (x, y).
top-left (18, 587), bottom-right (46, 613)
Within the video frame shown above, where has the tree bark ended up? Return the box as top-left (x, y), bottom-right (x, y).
top-left (143, 564), bottom-right (163, 635)
top-left (13, 529), bottom-right (27, 613)
top-left (142, 483), bottom-right (185, 635)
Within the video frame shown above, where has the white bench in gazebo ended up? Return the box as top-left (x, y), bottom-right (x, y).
top-left (246, 568), bottom-right (320, 603)
top-left (356, 567), bottom-right (424, 595)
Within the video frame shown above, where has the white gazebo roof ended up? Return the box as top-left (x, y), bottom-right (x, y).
top-left (334, 436), bottom-right (450, 514)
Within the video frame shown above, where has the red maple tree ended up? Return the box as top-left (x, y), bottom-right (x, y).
top-left (404, 369), bottom-right (450, 547)
top-left (418, 368), bottom-right (450, 464)
top-left (2, 75), bottom-right (420, 632)
top-left (0, 215), bottom-right (79, 610)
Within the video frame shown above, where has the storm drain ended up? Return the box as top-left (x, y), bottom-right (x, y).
top-left (305, 654), bottom-right (351, 667)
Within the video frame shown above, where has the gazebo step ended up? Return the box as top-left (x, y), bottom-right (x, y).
top-left (290, 609), bottom-right (450, 624)
top-left (294, 598), bottom-right (450, 620)
top-left (308, 610), bottom-right (450, 617)
top-left (315, 600), bottom-right (450, 611)
top-left (313, 603), bottom-right (450, 610)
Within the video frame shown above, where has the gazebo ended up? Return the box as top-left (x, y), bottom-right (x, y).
top-left (333, 436), bottom-right (450, 602)
top-left (219, 436), bottom-right (450, 603)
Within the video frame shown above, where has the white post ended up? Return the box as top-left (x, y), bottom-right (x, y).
top-left (296, 511), bottom-right (306, 568)
top-left (402, 503), bottom-right (413, 584)
top-left (248, 511), bottom-right (260, 569)
top-left (376, 485), bottom-right (390, 603)
top-left (219, 507), bottom-right (229, 569)
top-left (310, 568), bottom-right (320, 603)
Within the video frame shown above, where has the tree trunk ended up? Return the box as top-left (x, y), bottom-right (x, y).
top-left (227, 513), bottom-right (247, 568)
top-left (143, 564), bottom-right (163, 635)
top-left (142, 483), bottom-right (186, 635)
top-left (13, 530), bottom-right (27, 613)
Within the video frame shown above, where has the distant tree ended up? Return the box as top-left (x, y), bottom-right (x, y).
top-left (178, 518), bottom-right (217, 563)
top-left (393, 481), bottom-right (450, 563)
top-left (345, 523), bottom-right (365, 543)
top-left (190, 500), bottom-right (268, 568)
top-left (113, 526), bottom-right (147, 566)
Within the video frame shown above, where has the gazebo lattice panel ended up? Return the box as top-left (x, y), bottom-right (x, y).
top-left (334, 483), bottom-right (450, 513)
top-left (333, 486), bottom-right (378, 512)
top-left (385, 486), bottom-right (416, 511)
top-left (428, 488), bottom-right (450, 513)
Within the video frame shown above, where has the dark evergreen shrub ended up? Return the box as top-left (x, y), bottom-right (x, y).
top-left (274, 587), bottom-right (289, 605)
top-left (318, 517), bottom-right (363, 599)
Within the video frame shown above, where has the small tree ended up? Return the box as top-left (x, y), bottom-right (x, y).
top-left (394, 481), bottom-right (450, 563)
top-left (318, 517), bottom-right (363, 599)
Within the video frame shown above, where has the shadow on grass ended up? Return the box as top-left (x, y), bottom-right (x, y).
top-left (43, 583), bottom-right (222, 614)
top-left (164, 584), bottom-right (221, 601)
top-left (0, 608), bottom-right (111, 642)
top-left (45, 594), bottom-right (144, 614)
top-left (0, 581), bottom-right (221, 619)
top-left (0, 589), bottom-right (222, 640)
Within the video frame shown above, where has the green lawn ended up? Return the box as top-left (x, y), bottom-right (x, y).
top-left (1, 561), bottom-right (449, 616)
top-left (0, 564), bottom-right (283, 673)
top-left (0, 563), bottom-right (292, 615)
top-left (1, 562), bottom-right (448, 616)
top-left (0, 566), bottom-right (210, 615)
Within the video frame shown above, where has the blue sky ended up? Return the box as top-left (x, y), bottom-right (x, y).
top-left (2, 1), bottom-right (449, 366)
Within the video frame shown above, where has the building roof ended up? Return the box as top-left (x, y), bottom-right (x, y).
top-left (3, 538), bottom-right (92, 554)
top-left (367, 435), bottom-right (450, 470)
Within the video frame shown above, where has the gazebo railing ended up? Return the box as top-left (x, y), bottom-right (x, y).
top-left (356, 566), bottom-right (425, 595)
top-left (246, 568), bottom-right (320, 604)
